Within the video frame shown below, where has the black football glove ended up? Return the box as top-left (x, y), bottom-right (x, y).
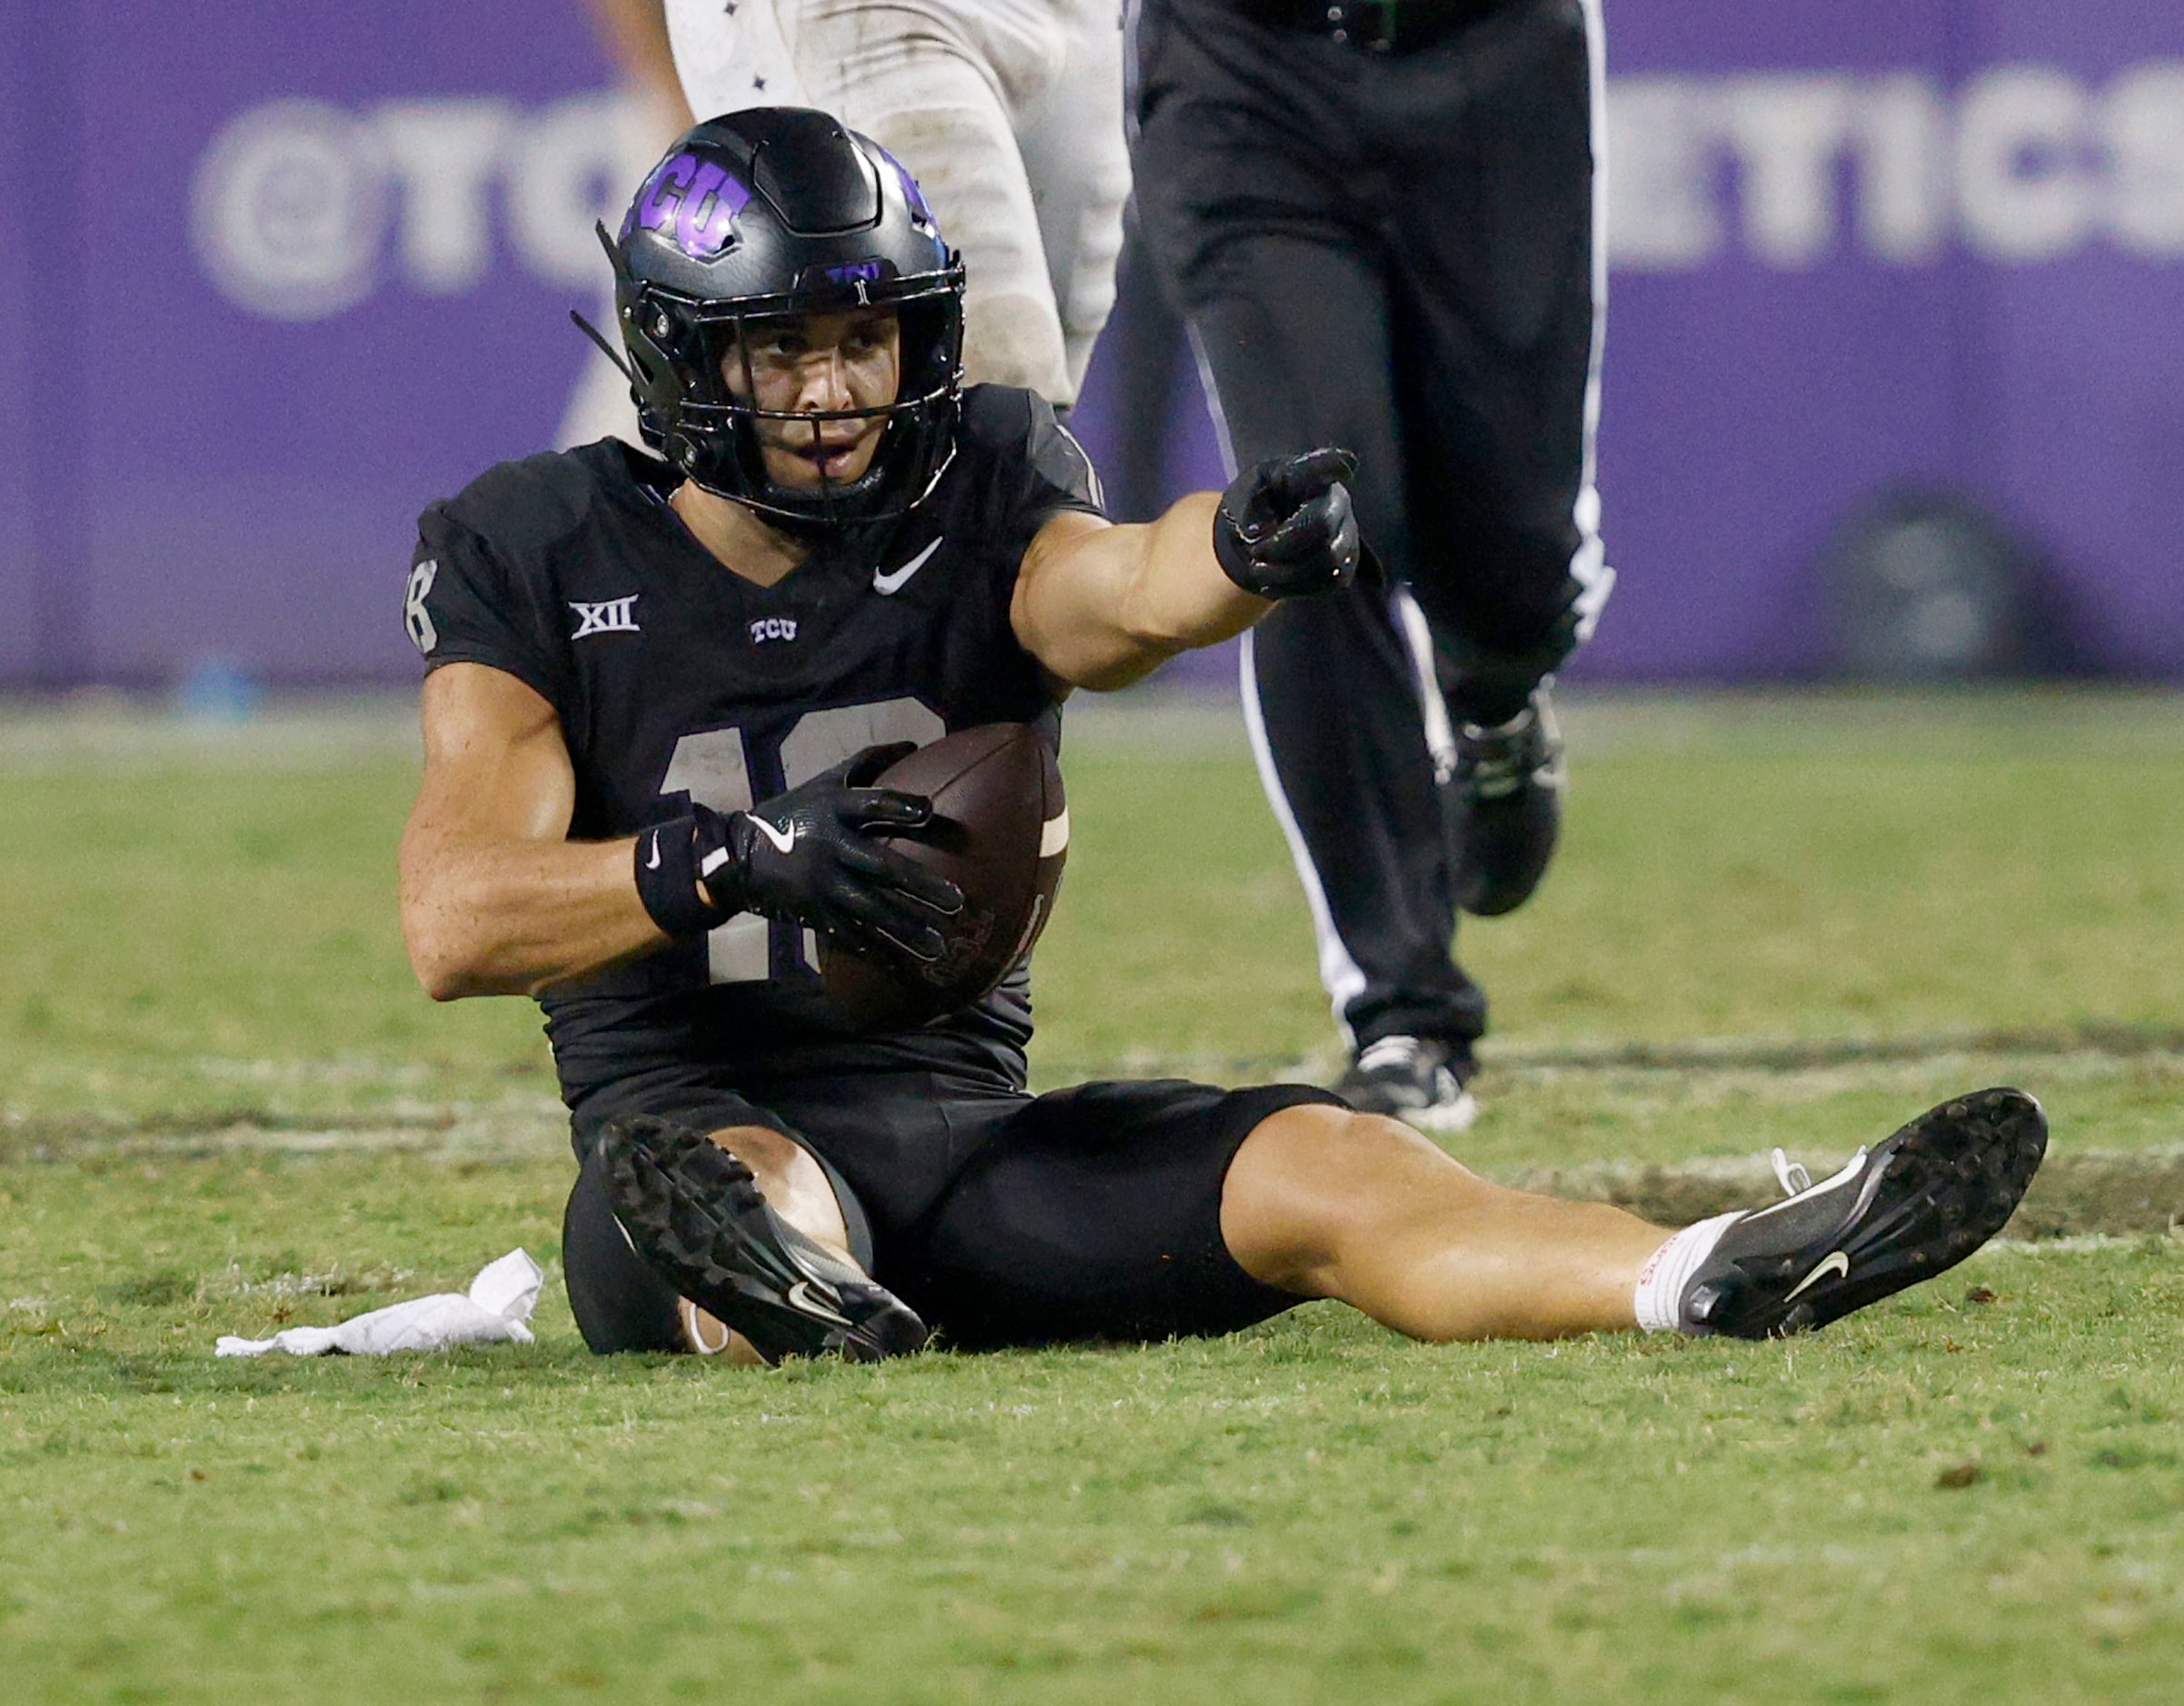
top-left (635, 743), bottom-right (963, 963)
top-left (1211, 446), bottom-right (1361, 599)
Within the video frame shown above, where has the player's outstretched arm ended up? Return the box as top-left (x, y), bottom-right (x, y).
top-left (1011, 448), bottom-right (1361, 690)
top-left (399, 663), bottom-right (672, 999)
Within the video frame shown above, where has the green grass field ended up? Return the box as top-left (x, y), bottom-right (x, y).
top-left (5, 687), bottom-right (2184, 1701)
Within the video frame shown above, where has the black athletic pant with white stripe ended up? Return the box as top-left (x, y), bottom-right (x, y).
top-left (1130, 0), bottom-right (1609, 1054)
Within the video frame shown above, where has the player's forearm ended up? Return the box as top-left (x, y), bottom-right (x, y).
top-left (1131, 492), bottom-right (1276, 650)
top-left (1036, 494), bottom-right (1272, 689)
top-left (399, 831), bottom-right (667, 1000)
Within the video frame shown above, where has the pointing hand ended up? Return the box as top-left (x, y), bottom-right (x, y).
top-left (1211, 447), bottom-right (1362, 600)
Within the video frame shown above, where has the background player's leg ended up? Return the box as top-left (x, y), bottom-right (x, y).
top-left (1130, 9), bottom-right (1486, 1103)
top-left (663, 0), bottom-right (809, 117)
top-left (791, 0), bottom-right (1076, 402)
top-left (1007, 0), bottom-right (1130, 400)
top-left (1381, 2), bottom-right (1609, 729)
top-left (1218, 1103), bottom-right (1665, 1341)
top-left (1182, 232), bottom-right (1484, 1074)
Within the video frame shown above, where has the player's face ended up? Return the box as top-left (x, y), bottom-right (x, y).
top-left (721, 307), bottom-right (902, 490)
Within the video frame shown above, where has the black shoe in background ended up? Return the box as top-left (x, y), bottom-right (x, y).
top-left (1334, 1036), bottom-right (1478, 1134)
top-left (1449, 687), bottom-right (1564, 917)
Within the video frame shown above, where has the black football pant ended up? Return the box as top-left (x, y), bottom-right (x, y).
top-left (1130, 0), bottom-right (1609, 1054)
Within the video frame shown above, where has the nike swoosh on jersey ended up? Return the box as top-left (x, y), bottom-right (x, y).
top-left (750, 817), bottom-right (799, 855)
top-left (1783, 1249), bottom-right (1851, 1301)
top-left (872, 535), bottom-right (944, 595)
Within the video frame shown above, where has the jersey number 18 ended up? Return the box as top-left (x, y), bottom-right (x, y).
top-left (657, 697), bottom-right (945, 983)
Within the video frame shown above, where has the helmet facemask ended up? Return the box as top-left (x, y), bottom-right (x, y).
top-left (668, 283), bottom-right (962, 531)
top-left (601, 240), bottom-right (963, 535)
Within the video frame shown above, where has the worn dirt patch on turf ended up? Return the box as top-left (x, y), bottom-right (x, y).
top-left (0, 1097), bottom-right (566, 1165)
top-left (5, 1107), bottom-right (2179, 1239)
top-left (1492, 1021), bottom-right (2184, 1073)
top-left (9, 1024), bottom-right (2179, 1235)
top-left (1502, 1147), bottom-right (2184, 1242)
top-left (1035, 1020), bottom-right (2184, 1099)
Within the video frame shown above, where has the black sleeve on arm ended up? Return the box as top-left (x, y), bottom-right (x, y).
top-left (402, 505), bottom-right (572, 713)
top-left (989, 390), bottom-right (1109, 570)
top-left (955, 387), bottom-right (1111, 702)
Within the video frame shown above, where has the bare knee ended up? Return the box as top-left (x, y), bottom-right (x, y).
top-left (1219, 1104), bottom-right (1491, 1297)
top-left (703, 1125), bottom-right (850, 1261)
top-left (682, 1125), bottom-right (854, 1364)
top-left (706, 1123), bottom-right (802, 1182)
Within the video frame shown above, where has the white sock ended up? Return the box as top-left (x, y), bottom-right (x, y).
top-left (1633, 1211), bottom-right (1744, 1333)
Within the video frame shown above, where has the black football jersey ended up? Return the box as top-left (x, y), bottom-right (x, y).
top-left (403, 385), bottom-right (1104, 1104)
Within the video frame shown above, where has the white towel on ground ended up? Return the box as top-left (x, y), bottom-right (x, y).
top-left (214, 1249), bottom-right (543, 1357)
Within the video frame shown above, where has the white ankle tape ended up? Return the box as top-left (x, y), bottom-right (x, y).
top-left (1633, 1211), bottom-right (1744, 1334)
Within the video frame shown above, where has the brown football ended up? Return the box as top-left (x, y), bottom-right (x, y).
top-left (819, 723), bottom-right (1067, 1031)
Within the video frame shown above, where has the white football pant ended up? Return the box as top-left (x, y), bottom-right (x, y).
top-left (664, 0), bottom-right (1129, 408)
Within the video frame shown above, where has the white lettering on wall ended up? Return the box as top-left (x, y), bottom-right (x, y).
top-left (2106, 63), bottom-right (2184, 255)
top-left (372, 101), bottom-right (519, 293)
top-left (1956, 67), bottom-right (2094, 262)
top-left (190, 99), bottom-right (390, 320)
top-left (1600, 77), bottom-right (1724, 270)
top-left (506, 90), bottom-right (660, 285)
top-left (1603, 61), bottom-right (2184, 273)
top-left (1719, 76), bottom-right (1859, 268)
top-left (1855, 74), bottom-right (1951, 263)
top-left (191, 92), bottom-right (655, 319)
top-left (191, 66), bottom-right (2184, 319)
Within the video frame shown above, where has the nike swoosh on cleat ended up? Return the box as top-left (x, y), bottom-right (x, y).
top-left (1784, 1250), bottom-right (1851, 1300)
top-left (750, 817), bottom-right (799, 855)
top-left (643, 830), bottom-right (662, 871)
top-left (872, 536), bottom-right (943, 595)
top-left (786, 1278), bottom-right (852, 1327)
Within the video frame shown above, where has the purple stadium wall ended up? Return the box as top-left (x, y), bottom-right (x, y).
top-left (1, 1), bottom-right (2179, 688)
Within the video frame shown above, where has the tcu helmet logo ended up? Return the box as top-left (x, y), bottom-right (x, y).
top-left (749, 617), bottom-right (799, 644)
top-left (621, 151), bottom-right (750, 260)
top-left (404, 559), bottom-right (439, 655)
top-left (571, 596), bottom-right (640, 639)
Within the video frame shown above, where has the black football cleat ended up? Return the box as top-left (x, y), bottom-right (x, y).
top-left (1335, 1036), bottom-right (1478, 1134)
top-left (1448, 687), bottom-right (1564, 917)
top-left (1683, 1087), bottom-right (2047, 1338)
top-left (597, 1116), bottom-right (928, 1364)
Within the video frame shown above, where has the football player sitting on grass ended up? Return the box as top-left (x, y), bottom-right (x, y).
top-left (396, 109), bottom-right (2046, 1364)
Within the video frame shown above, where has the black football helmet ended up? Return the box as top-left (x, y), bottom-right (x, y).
top-left (598, 108), bottom-right (965, 529)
